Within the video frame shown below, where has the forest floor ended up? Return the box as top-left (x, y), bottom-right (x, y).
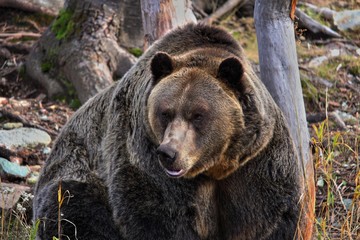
top-left (0, 1), bottom-right (359, 239)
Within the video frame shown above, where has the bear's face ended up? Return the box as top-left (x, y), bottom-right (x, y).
top-left (147, 52), bottom-right (248, 179)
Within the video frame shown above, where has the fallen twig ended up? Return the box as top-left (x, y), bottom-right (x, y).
top-left (0, 31), bottom-right (41, 40)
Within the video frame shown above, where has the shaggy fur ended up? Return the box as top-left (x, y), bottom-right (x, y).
top-left (34, 24), bottom-right (301, 240)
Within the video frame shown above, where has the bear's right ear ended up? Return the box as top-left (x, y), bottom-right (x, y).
top-left (151, 52), bottom-right (174, 84)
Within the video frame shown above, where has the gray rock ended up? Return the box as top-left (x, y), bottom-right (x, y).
top-left (334, 10), bottom-right (360, 32)
top-left (0, 127), bottom-right (51, 148)
top-left (308, 56), bottom-right (328, 68)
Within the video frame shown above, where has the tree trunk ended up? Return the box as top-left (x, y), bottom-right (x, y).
top-left (25, 0), bottom-right (137, 104)
top-left (140, 0), bottom-right (196, 48)
top-left (254, 1), bottom-right (314, 239)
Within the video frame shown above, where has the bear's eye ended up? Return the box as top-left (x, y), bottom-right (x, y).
top-left (192, 113), bottom-right (203, 123)
top-left (161, 111), bottom-right (170, 118)
top-left (160, 111), bottom-right (172, 125)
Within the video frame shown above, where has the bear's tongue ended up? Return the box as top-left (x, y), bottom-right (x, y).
top-left (165, 168), bottom-right (185, 177)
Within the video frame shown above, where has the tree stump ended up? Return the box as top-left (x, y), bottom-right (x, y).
top-left (25, 0), bottom-right (137, 103)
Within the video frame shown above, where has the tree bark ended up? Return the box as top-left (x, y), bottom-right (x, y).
top-left (140, 0), bottom-right (196, 48)
top-left (118, 0), bottom-right (144, 49)
top-left (254, 1), bottom-right (315, 239)
top-left (25, 0), bottom-right (137, 104)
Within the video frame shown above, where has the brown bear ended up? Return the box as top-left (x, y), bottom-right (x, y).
top-left (33, 23), bottom-right (301, 240)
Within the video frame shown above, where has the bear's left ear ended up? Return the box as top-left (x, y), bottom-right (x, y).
top-left (217, 57), bottom-right (246, 94)
top-left (151, 52), bottom-right (174, 84)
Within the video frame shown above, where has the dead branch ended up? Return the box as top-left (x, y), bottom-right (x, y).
top-left (0, 109), bottom-right (58, 137)
top-left (299, 2), bottom-right (335, 21)
top-left (306, 112), bottom-right (347, 130)
top-left (0, 32), bottom-right (41, 41)
top-left (192, 2), bottom-right (208, 18)
top-left (202, 0), bottom-right (248, 24)
top-left (24, 19), bottom-right (44, 33)
top-left (295, 8), bottom-right (341, 38)
top-left (0, 0), bottom-right (64, 16)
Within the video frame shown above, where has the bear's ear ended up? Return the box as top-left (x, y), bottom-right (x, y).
top-left (151, 52), bottom-right (174, 84)
top-left (217, 57), bottom-right (246, 94)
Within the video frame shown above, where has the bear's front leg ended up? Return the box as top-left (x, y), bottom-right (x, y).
top-left (34, 180), bottom-right (121, 240)
top-left (108, 166), bottom-right (203, 240)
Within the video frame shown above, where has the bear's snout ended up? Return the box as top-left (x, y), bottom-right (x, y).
top-left (156, 145), bottom-right (187, 177)
top-left (156, 145), bottom-right (177, 165)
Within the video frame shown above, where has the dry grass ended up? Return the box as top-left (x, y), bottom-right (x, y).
top-left (311, 109), bottom-right (359, 239)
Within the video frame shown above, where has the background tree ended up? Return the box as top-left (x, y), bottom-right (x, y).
top-left (254, 0), bottom-right (314, 239)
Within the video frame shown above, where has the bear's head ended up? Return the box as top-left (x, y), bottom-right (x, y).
top-left (147, 50), bottom-right (273, 180)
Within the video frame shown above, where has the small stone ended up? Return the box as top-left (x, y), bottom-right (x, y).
top-left (0, 157), bottom-right (30, 178)
top-left (42, 147), bottom-right (52, 154)
top-left (29, 165), bottom-right (42, 172)
top-left (330, 49), bottom-right (340, 57)
top-left (356, 48), bottom-right (360, 56)
top-left (40, 115), bottom-right (49, 121)
top-left (343, 198), bottom-right (353, 210)
top-left (26, 172), bottom-right (40, 185)
top-left (317, 176), bottom-right (324, 188)
top-left (3, 122), bottom-right (23, 129)
top-left (308, 56), bottom-right (328, 68)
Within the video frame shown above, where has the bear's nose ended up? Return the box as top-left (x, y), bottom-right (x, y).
top-left (156, 145), bottom-right (177, 164)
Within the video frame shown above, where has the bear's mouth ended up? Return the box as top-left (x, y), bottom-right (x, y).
top-left (164, 168), bottom-right (186, 178)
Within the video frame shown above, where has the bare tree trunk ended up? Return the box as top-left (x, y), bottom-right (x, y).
top-left (254, 1), bottom-right (314, 239)
top-left (140, 0), bottom-right (196, 48)
top-left (25, 0), bottom-right (137, 104)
